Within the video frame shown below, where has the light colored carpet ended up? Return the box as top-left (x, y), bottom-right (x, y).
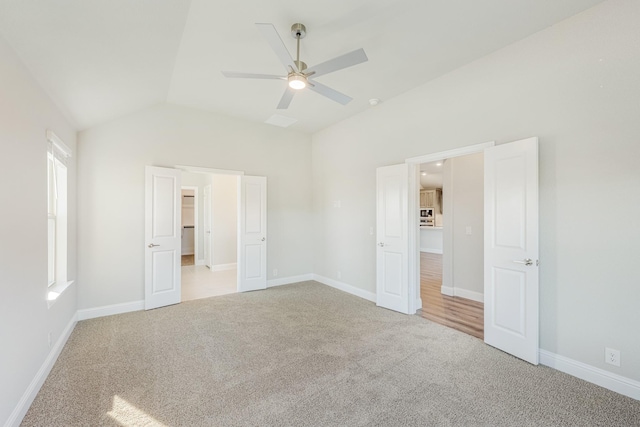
top-left (22, 282), bottom-right (640, 426)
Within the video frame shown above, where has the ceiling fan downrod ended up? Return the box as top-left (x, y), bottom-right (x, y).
top-left (291, 23), bottom-right (306, 72)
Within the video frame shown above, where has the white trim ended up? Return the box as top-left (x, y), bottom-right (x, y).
top-left (405, 141), bottom-right (494, 164)
top-left (453, 288), bottom-right (483, 302)
top-left (46, 280), bottom-right (74, 308)
top-left (440, 285), bottom-right (483, 302)
top-left (416, 297), bottom-right (423, 310)
top-left (420, 247), bottom-right (443, 254)
top-left (313, 274), bottom-right (376, 303)
top-left (267, 274), bottom-right (314, 288)
top-left (5, 314), bottom-right (77, 427)
top-left (77, 300), bottom-right (144, 321)
top-left (174, 165), bottom-right (244, 176)
top-left (196, 259), bottom-right (206, 266)
top-left (211, 262), bottom-right (237, 272)
top-left (540, 350), bottom-right (640, 401)
top-left (46, 130), bottom-right (72, 158)
top-left (408, 163), bottom-right (420, 314)
top-left (441, 286), bottom-right (454, 296)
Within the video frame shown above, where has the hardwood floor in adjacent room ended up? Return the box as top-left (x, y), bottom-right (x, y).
top-left (420, 252), bottom-right (484, 339)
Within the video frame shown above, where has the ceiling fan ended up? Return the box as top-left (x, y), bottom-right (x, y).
top-left (221, 23), bottom-right (368, 109)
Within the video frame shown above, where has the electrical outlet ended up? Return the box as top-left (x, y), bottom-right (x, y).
top-left (466, 226), bottom-right (472, 235)
top-left (273, 269), bottom-right (278, 277)
top-left (369, 227), bottom-right (374, 236)
top-left (337, 271), bottom-right (342, 280)
top-left (605, 347), bottom-right (620, 367)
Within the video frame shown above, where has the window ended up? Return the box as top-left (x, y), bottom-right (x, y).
top-left (46, 131), bottom-right (71, 295)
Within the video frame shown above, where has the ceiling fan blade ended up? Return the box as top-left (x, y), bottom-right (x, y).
top-left (305, 48), bottom-right (368, 78)
top-left (308, 81), bottom-right (352, 105)
top-left (277, 88), bottom-right (295, 109)
top-left (255, 23), bottom-right (297, 71)
top-left (221, 71), bottom-right (284, 79)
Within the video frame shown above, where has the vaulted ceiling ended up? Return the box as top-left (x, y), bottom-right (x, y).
top-left (0, 0), bottom-right (603, 133)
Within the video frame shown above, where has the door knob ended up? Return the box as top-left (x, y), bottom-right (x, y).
top-left (378, 242), bottom-right (385, 247)
top-left (148, 243), bottom-right (160, 248)
top-left (261, 237), bottom-right (266, 241)
top-left (513, 258), bottom-right (533, 266)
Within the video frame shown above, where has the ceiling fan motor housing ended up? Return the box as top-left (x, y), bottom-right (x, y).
top-left (291, 23), bottom-right (306, 39)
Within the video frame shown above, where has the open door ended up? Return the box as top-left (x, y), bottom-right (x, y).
top-left (484, 137), bottom-right (539, 364)
top-left (203, 184), bottom-right (212, 268)
top-left (238, 175), bottom-right (267, 292)
top-left (376, 164), bottom-right (410, 314)
top-left (145, 166), bottom-right (182, 310)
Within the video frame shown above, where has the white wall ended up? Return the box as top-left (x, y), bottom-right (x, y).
top-left (420, 228), bottom-right (443, 254)
top-left (442, 153), bottom-right (483, 296)
top-left (312, 0), bottom-right (640, 382)
top-left (212, 174), bottom-right (237, 267)
top-left (0, 36), bottom-right (77, 426)
top-left (77, 103), bottom-right (313, 309)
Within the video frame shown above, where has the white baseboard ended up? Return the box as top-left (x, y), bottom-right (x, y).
top-left (415, 297), bottom-right (423, 313)
top-left (440, 285), bottom-right (483, 303)
top-left (77, 300), bottom-right (144, 321)
top-left (195, 259), bottom-right (206, 266)
top-left (440, 286), bottom-right (454, 296)
top-left (313, 274), bottom-right (376, 303)
top-left (267, 274), bottom-right (314, 288)
top-left (539, 350), bottom-right (640, 401)
top-left (6, 314), bottom-right (77, 427)
top-left (211, 262), bottom-right (237, 272)
top-left (420, 247), bottom-right (443, 254)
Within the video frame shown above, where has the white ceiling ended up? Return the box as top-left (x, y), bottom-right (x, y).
top-left (420, 161), bottom-right (443, 188)
top-left (0, 0), bottom-right (603, 133)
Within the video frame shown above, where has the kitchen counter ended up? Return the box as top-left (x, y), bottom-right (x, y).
top-left (420, 226), bottom-right (443, 253)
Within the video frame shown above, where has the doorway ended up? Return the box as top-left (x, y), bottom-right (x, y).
top-left (181, 187), bottom-right (197, 267)
top-left (180, 171), bottom-right (239, 301)
top-left (145, 165), bottom-right (268, 310)
top-left (393, 138), bottom-right (540, 364)
top-left (417, 158), bottom-right (484, 339)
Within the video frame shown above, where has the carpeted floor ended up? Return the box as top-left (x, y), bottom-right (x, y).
top-left (22, 282), bottom-right (640, 426)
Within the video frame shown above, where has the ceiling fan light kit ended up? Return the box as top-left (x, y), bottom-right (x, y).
top-left (222, 22), bottom-right (368, 109)
top-left (288, 74), bottom-right (307, 90)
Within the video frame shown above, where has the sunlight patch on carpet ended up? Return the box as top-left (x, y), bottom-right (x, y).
top-left (107, 395), bottom-right (168, 427)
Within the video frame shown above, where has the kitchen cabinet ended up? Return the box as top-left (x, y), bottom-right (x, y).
top-left (420, 190), bottom-right (436, 208)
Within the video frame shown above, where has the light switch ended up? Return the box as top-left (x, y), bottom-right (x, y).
top-left (466, 226), bottom-right (472, 235)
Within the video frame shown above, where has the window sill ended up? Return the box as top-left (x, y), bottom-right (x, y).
top-left (47, 280), bottom-right (74, 309)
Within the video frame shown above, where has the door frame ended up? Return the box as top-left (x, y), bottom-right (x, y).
top-left (404, 141), bottom-right (495, 313)
top-left (181, 185), bottom-right (199, 261)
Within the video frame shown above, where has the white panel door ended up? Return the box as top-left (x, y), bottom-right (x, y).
top-left (203, 184), bottom-right (212, 268)
top-left (484, 137), bottom-right (539, 364)
top-left (145, 166), bottom-right (182, 310)
top-left (376, 164), bottom-right (410, 314)
top-left (238, 176), bottom-right (267, 292)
